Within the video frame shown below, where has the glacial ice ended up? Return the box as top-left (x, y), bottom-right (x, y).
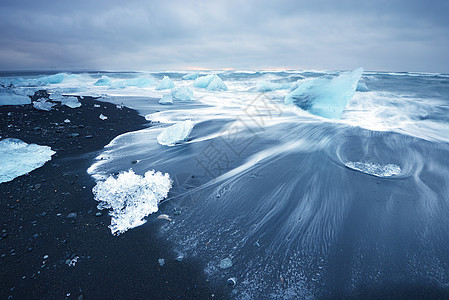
top-left (171, 87), bottom-right (193, 101)
top-left (285, 68), bottom-right (363, 119)
top-left (255, 81), bottom-right (292, 92)
top-left (33, 100), bottom-right (55, 111)
top-left (206, 75), bottom-right (228, 91)
top-left (193, 74), bottom-right (227, 91)
top-left (345, 161), bottom-right (401, 177)
top-left (182, 73), bottom-right (199, 80)
top-left (356, 81), bottom-right (369, 92)
top-left (38, 73), bottom-right (66, 84)
top-left (159, 94), bottom-right (173, 105)
top-left (50, 92), bottom-right (81, 108)
top-left (114, 78), bottom-right (154, 88)
top-left (157, 120), bottom-right (194, 146)
top-left (156, 76), bottom-right (175, 90)
top-left (92, 169), bottom-right (172, 235)
top-left (94, 76), bottom-right (112, 86)
top-left (0, 93), bottom-right (31, 106)
top-left (0, 138), bottom-right (55, 183)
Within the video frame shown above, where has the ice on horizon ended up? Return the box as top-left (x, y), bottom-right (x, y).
top-left (157, 120), bottom-right (194, 146)
top-left (94, 76), bottom-right (112, 86)
top-left (92, 169), bottom-right (172, 235)
top-left (285, 67), bottom-right (363, 119)
top-left (0, 138), bottom-right (55, 183)
top-left (182, 72), bottom-right (199, 80)
top-left (156, 76), bottom-right (175, 90)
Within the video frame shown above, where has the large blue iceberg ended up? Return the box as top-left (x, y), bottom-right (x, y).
top-left (94, 76), bottom-right (112, 86)
top-left (156, 76), bottom-right (175, 90)
top-left (284, 68), bottom-right (363, 119)
top-left (193, 74), bottom-right (227, 91)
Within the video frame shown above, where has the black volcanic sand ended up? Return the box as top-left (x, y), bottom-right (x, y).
top-left (0, 92), bottom-right (227, 299)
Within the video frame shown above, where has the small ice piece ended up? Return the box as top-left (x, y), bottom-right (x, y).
top-left (285, 67), bottom-right (363, 119)
top-left (345, 161), bottom-right (401, 177)
top-left (99, 114), bottom-right (108, 120)
top-left (33, 100), bottom-right (55, 111)
top-left (227, 277), bottom-right (237, 286)
top-left (206, 75), bottom-right (228, 91)
top-left (92, 169), bottom-right (172, 235)
top-left (182, 73), bottom-right (199, 80)
top-left (158, 258), bottom-right (165, 266)
top-left (219, 258), bottom-right (233, 269)
top-left (193, 74), bottom-right (215, 88)
top-left (94, 104), bottom-right (101, 108)
top-left (0, 93), bottom-right (31, 106)
top-left (159, 94), bottom-right (173, 105)
top-left (157, 120), bottom-right (194, 146)
top-left (356, 81), bottom-right (369, 92)
top-left (157, 214), bottom-right (172, 221)
top-left (171, 87), bottom-right (193, 101)
top-left (49, 92), bottom-right (81, 108)
top-left (255, 81), bottom-right (292, 92)
top-left (156, 76), bottom-right (175, 90)
top-left (94, 76), bottom-right (111, 86)
top-left (64, 119), bottom-right (71, 123)
top-left (0, 138), bottom-right (55, 183)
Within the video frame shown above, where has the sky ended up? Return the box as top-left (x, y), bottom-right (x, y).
top-left (0, 0), bottom-right (448, 72)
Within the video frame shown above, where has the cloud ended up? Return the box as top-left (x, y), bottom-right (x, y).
top-left (0, 0), bottom-right (448, 72)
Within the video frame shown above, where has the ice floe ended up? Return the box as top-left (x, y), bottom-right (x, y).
top-left (157, 120), bottom-right (194, 146)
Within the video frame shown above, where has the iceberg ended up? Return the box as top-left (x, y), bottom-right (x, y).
top-left (182, 73), bottom-right (199, 80)
top-left (156, 76), bottom-right (175, 90)
top-left (94, 76), bottom-right (111, 86)
top-left (157, 120), bottom-right (194, 146)
top-left (194, 74), bottom-right (228, 91)
top-left (159, 94), bottom-right (173, 105)
top-left (0, 93), bottom-right (31, 106)
top-left (0, 138), bottom-right (55, 183)
top-left (345, 161), bottom-right (401, 177)
top-left (92, 169), bottom-right (172, 235)
top-left (50, 92), bottom-right (81, 108)
top-left (33, 100), bottom-right (55, 111)
top-left (356, 81), bottom-right (369, 92)
top-left (193, 74), bottom-right (215, 88)
top-left (171, 87), bottom-right (193, 101)
top-left (38, 73), bottom-right (66, 84)
top-left (114, 78), bottom-right (154, 88)
top-left (285, 67), bottom-right (363, 119)
top-left (255, 81), bottom-right (292, 92)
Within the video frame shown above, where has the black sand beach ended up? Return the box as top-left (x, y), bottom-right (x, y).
top-left (0, 93), bottom-right (226, 299)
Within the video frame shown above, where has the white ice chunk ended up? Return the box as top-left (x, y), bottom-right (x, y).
top-left (156, 76), bottom-right (175, 90)
top-left (255, 81), bottom-right (292, 92)
top-left (285, 67), bottom-right (363, 119)
top-left (159, 94), bottom-right (173, 105)
top-left (182, 73), bottom-right (199, 80)
top-left (157, 120), bottom-right (194, 146)
top-left (345, 161), bottom-right (401, 177)
top-left (33, 100), bottom-right (55, 111)
top-left (0, 138), bottom-right (55, 183)
top-left (99, 114), bottom-right (108, 120)
top-left (206, 75), bottom-right (228, 91)
top-left (94, 76), bottom-right (111, 86)
top-left (92, 169), bottom-right (172, 235)
top-left (50, 92), bottom-right (81, 108)
top-left (0, 93), bottom-right (31, 106)
top-left (171, 87), bottom-right (193, 101)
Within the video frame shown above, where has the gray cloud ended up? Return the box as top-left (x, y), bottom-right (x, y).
top-left (0, 0), bottom-right (448, 72)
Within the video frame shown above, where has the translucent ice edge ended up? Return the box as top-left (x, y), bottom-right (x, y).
top-left (0, 138), bottom-right (55, 183)
top-left (157, 120), bottom-right (195, 146)
top-left (345, 161), bottom-right (401, 177)
top-left (92, 169), bottom-right (172, 235)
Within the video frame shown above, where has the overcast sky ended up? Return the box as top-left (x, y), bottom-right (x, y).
top-left (0, 0), bottom-right (448, 72)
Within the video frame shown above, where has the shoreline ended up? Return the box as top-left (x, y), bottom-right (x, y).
top-left (0, 94), bottom-right (226, 299)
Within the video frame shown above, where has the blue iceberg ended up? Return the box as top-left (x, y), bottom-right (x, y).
top-left (94, 76), bottom-right (112, 86)
top-left (38, 73), bottom-right (66, 84)
top-left (114, 78), bottom-right (154, 88)
top-left (172, 87), bottom-right (193, 101)
top-left (159, 94), bottom-right (173, 105)
top-left (156, 76), bottom-right (175, 90)
top-left (0, 92), bottom-right (31, 106)
top-left (182, 73), bottom-right (199, 80)
top-left (157, 120), bottom-right (194, 146)
top-left (284, 67), bottom-right (363, 119)
top-left (194, 74), bottom-right (227, 91)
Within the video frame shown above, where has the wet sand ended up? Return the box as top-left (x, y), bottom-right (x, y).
top-left (0, 92), bottom-right (226, 299)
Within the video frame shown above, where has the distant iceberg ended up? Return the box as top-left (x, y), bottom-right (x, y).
top-left (159, 94), bottom-right (173, 105)
top-left (256, 81), bottom-right (293, 92)
top-left (38, 73), bottom-right (66, 84)
top-left (345, 161), bottom-right (401, 177)
top-left (156, 76), bottom-right (175, 90)
top-left (182, 73), bottom-right (199, 80)
top-left (92, 169), bottom-right (172, 235)
top-left (0, 138), bottom-right (55, 183)
top-left (157, 120), bottom-right (194, 146)
top-left (194, 74), bottom-right (227, 91)
top-left (285, 67), bottom-right (363, 119)
top-left (94, 76), bottom-right (112, 86)
top-left (114, 78), bottom-right (154, 88)
top-left (0, 92), bottom-right (31, 106)
top-left (171, 87), bottom-right (193, 101)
